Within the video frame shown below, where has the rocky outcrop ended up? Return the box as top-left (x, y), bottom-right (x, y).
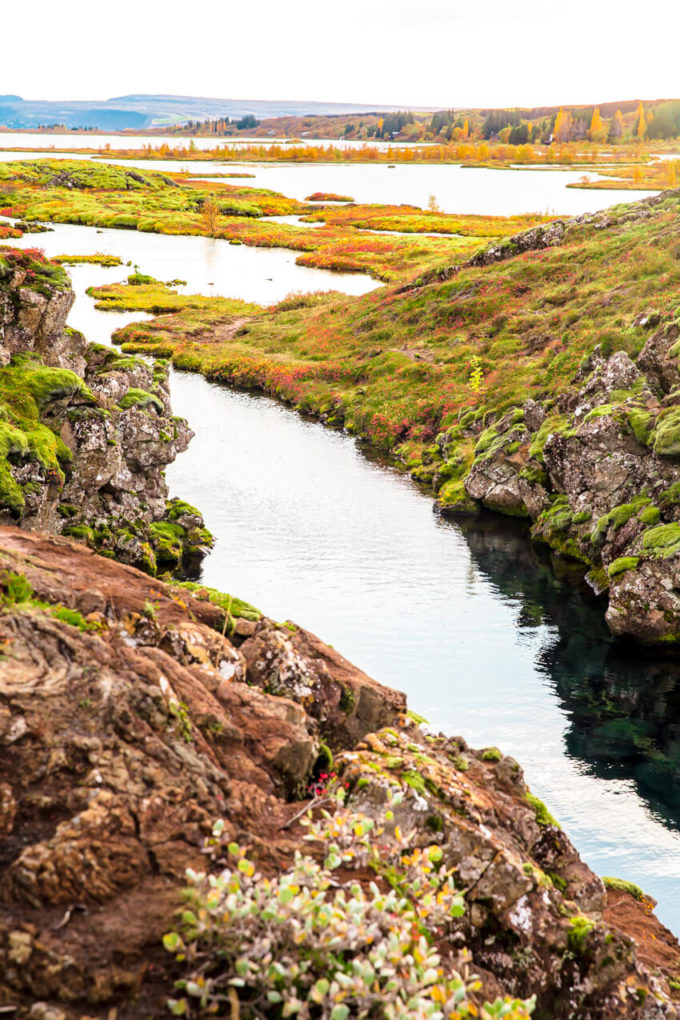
top-left (435, 310), bottom-right (680, 645)
top-left (0, 527), bottom-right (404, 1017)
top-left (0, 246), bottom-right (211, 574)
top-left (0, 528), bottom-right (677, 1018)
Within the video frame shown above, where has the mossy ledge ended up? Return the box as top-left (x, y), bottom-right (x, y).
top-left (0, 245), bottom-right (212, 576)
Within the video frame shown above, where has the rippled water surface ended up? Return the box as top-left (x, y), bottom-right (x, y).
top-left (4, 185), bottom-right (680, 933)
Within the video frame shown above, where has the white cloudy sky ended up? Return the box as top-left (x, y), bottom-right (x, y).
top-left (2, 0), bottom-right (677, 108)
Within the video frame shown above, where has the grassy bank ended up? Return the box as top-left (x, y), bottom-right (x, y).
top-left (95, 191), bottom-right (680, 461)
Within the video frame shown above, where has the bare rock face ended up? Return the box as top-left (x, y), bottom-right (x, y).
top-left (0, 256), bottom-right (78, 370)
top-left (0, 528), bottom-right (677, 1018)
top-left (241, 618), bottom-right (406, 750)
top-left (0, 247), bottom-right (210, 575)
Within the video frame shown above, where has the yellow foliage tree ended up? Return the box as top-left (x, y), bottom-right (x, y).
top-left (462, 119), bottom-right (469, 140)
top-left (553, 108), bottom-right (574, 143)
top-left (588, 108), bottom-right (607, 143)
top-left (635, 101), bottom-right (647, 140)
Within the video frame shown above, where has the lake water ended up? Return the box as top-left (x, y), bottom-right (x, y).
top-left (0, 131), bottom-right (430, 152)
top-left (3, 183), bottom-right (680, 934)
top-left (0, 148), bottom-right (659, 216)
top-left (1, 219), bottom-right (378, 303)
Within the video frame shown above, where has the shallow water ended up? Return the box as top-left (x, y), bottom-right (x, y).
top-left (3, 219), bottom-right (378, 302)
top-left (4, 206), bottom-right (680, 934)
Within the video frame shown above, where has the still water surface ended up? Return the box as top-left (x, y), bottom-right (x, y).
top-left (0, 146), bottom-right (658, 216)
top-left (5, 206), bottom-right (680, 933)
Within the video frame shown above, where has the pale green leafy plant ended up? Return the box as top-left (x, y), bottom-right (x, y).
top-left (163, 792), bottom-right (535, 1020)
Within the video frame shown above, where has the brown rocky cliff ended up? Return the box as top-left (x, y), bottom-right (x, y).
top-left (0, 527), bottom-right (677, 1018)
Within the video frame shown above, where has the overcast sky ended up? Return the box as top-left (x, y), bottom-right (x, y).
top-left (3, 0), bottom-right (677, 109)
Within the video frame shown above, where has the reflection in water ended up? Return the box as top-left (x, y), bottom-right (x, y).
top-left (457, 516), bottom-right (680, 828)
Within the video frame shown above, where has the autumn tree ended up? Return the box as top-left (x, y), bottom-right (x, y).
top-left (553, 108), bottom-right (574, 143)
top-left (664, 162), bottom-right (678, 189)
top-left (201, 198), bottom-right (219, 235)
top-left (588, 108), bottom-right (607, 143)
top-left (634, 101), bottom-right (647, 140)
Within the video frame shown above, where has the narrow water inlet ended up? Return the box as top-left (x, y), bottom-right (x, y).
top-left (4, 216), bottom-right (680, 934)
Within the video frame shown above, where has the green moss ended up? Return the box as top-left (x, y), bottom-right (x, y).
top-left (437, 477), bottom-right (478, 514)
top-left (591, 496), bottom-right (650, 546)
top-left (402, 770), bottom-right (427, 794)
top-left (628, 407), bottom-right (654, 445)
top-left (519, 463), bottom-right (549, 486)
top-left (63, 524), bottom-right (96, 543)
top-left (567, 915), bottom-right (596, 954)
top-left (660, 481), bottom-right (680, 509)
top-left (1, 570), bottom-right (101, 631)
top-left (339, 683), bottom-right (356, 713)
top-left (481, 746), bottom-right (502, 762)
top-left (51, 605), bottom-right (102, 632)
top-left (316, 742), bottom-right (334, 772)
top-left (653, 407), bottom-right (680, 456)
top-left (0, 354), bottom-right (96, 514)
top-left (602, 876), bottom-right (646, 901)
top-left (639, 505), bottom-right (661, 526)
top-left (608, 556), bottom-right (640, 578)
top-left (148, 520), bottom-right (185, 566)
top-left (526, 791), bottom-right (560, 828)
top-left (474, 425), bottom-right (499, 455)
top-left (1, 570), bottom-right (33, 604)
top-left (169, 579), bottom-right (261, 624)
top-left (528, 415), bottom-right (574, 462)
top-left (117, 388), bottom-right (164, 413)
top-left (165, 498), bottom-right (202, 522)
top-left (537, 494), bottom-right (572, 532)
top-left (406, 709), bottom-right (430, 725)
top-left (547, 872), bottom-right (568, 892)
top-left (57, 503), bottom-right (79, 518)
top-left (642, 522), bottom-right (680, 559)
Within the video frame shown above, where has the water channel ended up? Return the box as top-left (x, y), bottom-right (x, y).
top-left (4, 202), bottom-right (680, 933)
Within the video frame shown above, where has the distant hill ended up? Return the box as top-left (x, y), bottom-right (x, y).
top-left (0, 94), bottom-right (417, 131)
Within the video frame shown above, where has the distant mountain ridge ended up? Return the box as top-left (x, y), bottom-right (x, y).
top-left (0, 93), bottom-right (418, 131)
